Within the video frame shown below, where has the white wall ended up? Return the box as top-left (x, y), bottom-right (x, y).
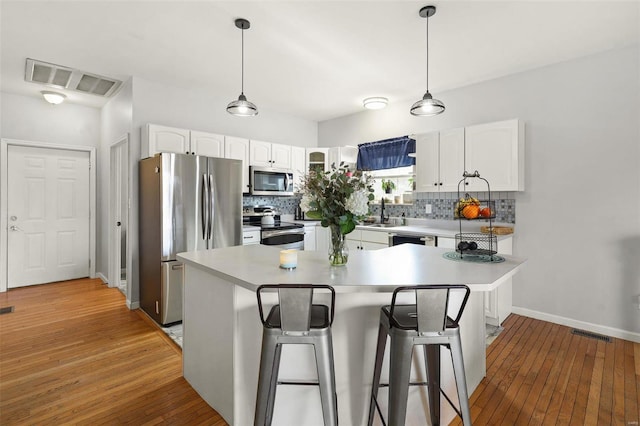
top-left (319, 46), bottom-right (640, 338)
top-left (1, 92), bottom-right (101, 146)
top-left (132, 77), bottom-right (318, 148)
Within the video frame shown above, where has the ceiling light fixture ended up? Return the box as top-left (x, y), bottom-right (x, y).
top-left (227, 18), bottom-right (258, 117)
top-left (41, 91), bottom-right (66, 105)
top-left (410, 6), bottom-right (445, 116)
top-left (363, 97), bottom-right (388, 110)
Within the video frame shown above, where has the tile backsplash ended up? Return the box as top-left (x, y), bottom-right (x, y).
top-left (244, 191), bottom-right (516, 224)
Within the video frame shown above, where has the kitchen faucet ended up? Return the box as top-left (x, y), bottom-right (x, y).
top-left (380, 197), bottom-right (388, 224)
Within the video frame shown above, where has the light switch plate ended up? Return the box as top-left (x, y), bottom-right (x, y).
top-left (425, 204), bottom-right (432, 214)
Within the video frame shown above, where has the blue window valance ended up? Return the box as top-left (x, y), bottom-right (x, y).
top-left (356, 136), bottom-right (416, 171)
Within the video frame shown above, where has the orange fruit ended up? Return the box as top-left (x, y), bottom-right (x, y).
top-left (462, 205), bottom-right (480, 219)
top-left (479, 207), bottom-right (492, 217)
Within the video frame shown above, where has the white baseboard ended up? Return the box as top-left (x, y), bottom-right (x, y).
top-left (512, 306), bottom-right (640, 343)
top-left (96, 272), bottom-right (108, 284)
top-left (127, 300), bottom-right (140, 310)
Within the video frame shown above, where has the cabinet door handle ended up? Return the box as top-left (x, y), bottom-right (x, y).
top-left (433, 183), bottom-right (438, 186)
top-left (439, 182), bottom-right (443, 186)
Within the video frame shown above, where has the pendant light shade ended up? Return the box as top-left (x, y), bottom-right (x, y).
top-left (227, 93), bottom-right (258, 116)
top-left (410, 91), bottom-right (445, 116)
top-left (227, 18), bottom-right (258, 117)
top-left (410, 6), bottom-right (445, 117)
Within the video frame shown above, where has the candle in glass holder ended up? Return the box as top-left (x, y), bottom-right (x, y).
top-left (279, 249), bottom-right (298, 269)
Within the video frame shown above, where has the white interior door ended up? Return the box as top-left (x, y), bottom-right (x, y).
top-left (110, 138), bottom-right (129, 293)
top-left (7, 145), bottom-right (90, 287)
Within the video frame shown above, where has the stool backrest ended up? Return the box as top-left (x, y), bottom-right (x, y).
top-left (389, 285), bottom-right (470, 333)
top-left (256, 284), bottom-right (336, 332)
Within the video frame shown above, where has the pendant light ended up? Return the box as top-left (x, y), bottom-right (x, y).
top-left (410, 6), bottom-right (445, 116)
top-left (227, 18), bottom-right (258, 117)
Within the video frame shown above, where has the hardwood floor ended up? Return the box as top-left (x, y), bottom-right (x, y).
top-left (1, 279), bottom-right (638, 425)
top-left (0, 278), bottom-right (227, 425)
top-left (451, 314), bottom-right (640, 426)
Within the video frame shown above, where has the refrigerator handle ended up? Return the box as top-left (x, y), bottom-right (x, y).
top-left (201, 173), bottom-right (208, 240)
top-left (208, 174), bottom-right (215, 241)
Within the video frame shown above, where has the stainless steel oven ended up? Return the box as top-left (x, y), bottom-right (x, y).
top-left (243, 205), bottom-right (305, 249)
top-left (261, 227), bottom-right (305, 250)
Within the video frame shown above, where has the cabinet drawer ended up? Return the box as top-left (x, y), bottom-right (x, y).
top-left (242, 230), bottom-right (260, 245)
top-left (360, 230), bottom-right (390, 245)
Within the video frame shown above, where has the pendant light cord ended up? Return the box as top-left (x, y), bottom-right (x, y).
top-left (425, 14), bottom-right (429, 92)
top-left (241, 27), bottom-right (244, 95)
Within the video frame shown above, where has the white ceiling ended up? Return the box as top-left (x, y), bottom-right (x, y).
top-left (1, 1), bottom-right (638, 122)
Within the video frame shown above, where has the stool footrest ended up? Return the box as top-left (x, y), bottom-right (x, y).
top-left (377, 381), bottom-right (430, 388)
top-left (277, 380), bottom-right (320, 386)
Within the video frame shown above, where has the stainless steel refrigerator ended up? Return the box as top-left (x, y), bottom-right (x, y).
top-left (139, 153), bottom-right (242, 325)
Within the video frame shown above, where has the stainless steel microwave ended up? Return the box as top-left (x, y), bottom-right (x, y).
top-left (249, 166), bottom-right (294, 196)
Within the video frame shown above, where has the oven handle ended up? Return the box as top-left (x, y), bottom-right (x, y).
top-left (262, 228), bottom-right (305, 239)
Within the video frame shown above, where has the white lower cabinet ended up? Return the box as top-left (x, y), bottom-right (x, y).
top-left (437, 236), bottom-right (455, 249)
top-left (346, 229), bottom-right (389, 251)
top-left (303, 224), bottom-right (316, 251)
top-left (484, 237), bottom-right (513, 326)
top-left (316, 225), bottom-right (330, 254)
top-left (242, 228), bottom-right (260, 245)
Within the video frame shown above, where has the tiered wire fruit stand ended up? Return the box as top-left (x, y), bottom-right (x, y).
top-left (453, 171), bottom-right (501, 262)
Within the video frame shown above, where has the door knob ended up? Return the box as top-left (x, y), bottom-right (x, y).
top-left (116, 222), bottom-right (121, 226)
top-left (10, 216), bottom-right (17, 221)
top-left (9, 225), bottom-right (20, 231)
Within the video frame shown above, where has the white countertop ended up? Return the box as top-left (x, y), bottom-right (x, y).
top-left (177, 244), bottom-right (526, 293)
top-left (293, 218), bottom-right (513, 239)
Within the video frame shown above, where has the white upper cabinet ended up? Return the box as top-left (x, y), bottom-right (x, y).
top-left (271, 143), bottom-right (292, 169)
top-left (225, 136), bottom-right (250, 193)
top-left (464, 119), bottom-right (524, 191)
top-left (307, 148), bottom-right (329, 173)
top-left (290, 146), bottom-right (307, 192)
top-left (328, 146), bottom-right (358, 169)
top-left (190, 131), bottom-right (225, 158)
top-left (143, 124), bottom-right (225, 158)
top-left (439, 128), bottom-right (466, 192)
top-left (249, 140), bottom-right (292, 169)
top-left (144, 124), bottom-right (190, 157)
top-left (415, 131), bottom-right (439, 192)
top-left (415, 129), bottom-right (464, 192)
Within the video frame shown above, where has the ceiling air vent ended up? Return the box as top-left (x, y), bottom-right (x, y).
top-left (25, 58), bottom-right (122, 97)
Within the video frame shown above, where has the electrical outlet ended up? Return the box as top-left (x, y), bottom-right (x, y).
top-left (425, 204), bottom-right (432, 214)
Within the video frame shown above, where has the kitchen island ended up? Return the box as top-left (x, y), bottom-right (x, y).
top-left (177, 244), bottom-right (526, 426)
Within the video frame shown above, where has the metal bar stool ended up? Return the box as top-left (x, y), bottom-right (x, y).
top-left (368, 285), bottom-right (472, 426)
top-left (255, 284), bottom-right (338, 426)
